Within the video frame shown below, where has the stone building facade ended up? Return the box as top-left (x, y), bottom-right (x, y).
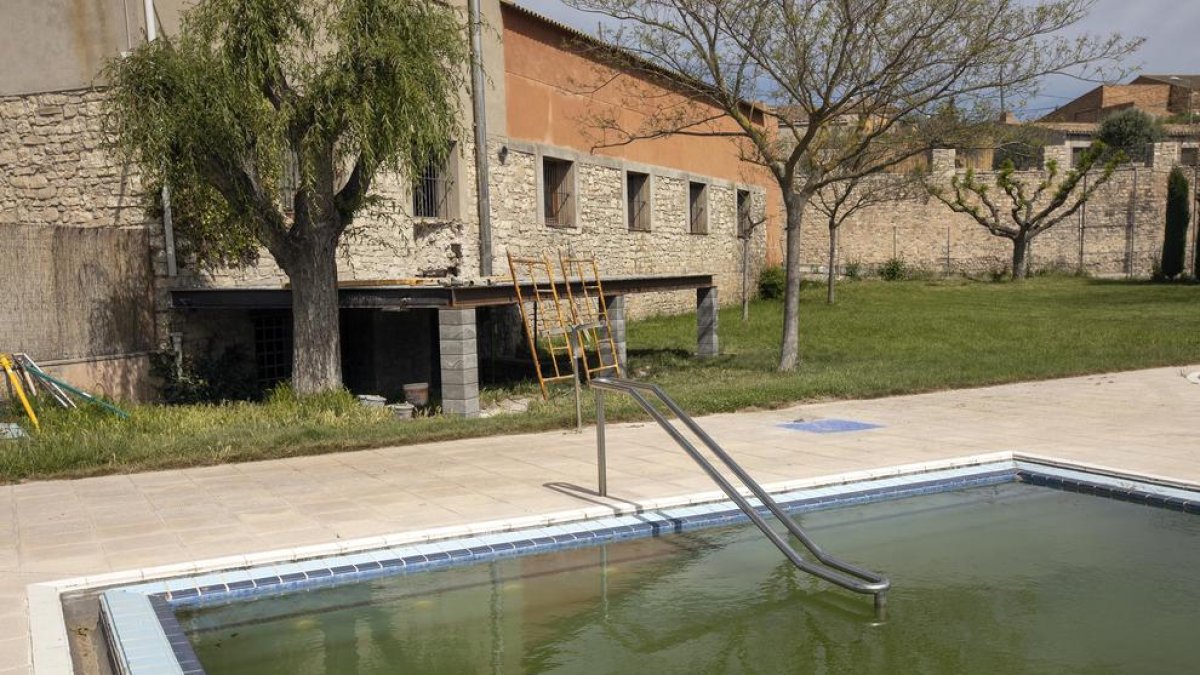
top-left (1, 0), bottom-right (771, 406)
top-left (1041, 74), bottom-right (1200, 124)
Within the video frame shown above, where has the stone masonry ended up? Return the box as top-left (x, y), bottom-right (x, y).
top-left (0, 89), bottom-right (158, 400)
top-left (797, 144), bottom-right (1198, 279)
top-left (1, 86), bottom-right (769, 403)
top-left (10, 86), bottom-right (1196, 404)
top-left (175, 136), bottom-right (769, 321)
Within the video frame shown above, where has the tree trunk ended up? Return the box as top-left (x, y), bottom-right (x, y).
top-left (741, 235), bottom-right (751, 322)
top-left (280, 232), bottom-right (343, 394)
top-left (1011, 233), bottom-right (1031, 280)
top-left (826, 225), bottom-right (838, 305)
top-left (779, 190), bottom-right (808, 371)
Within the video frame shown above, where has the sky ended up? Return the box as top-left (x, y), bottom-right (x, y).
top-left (510, 0), bottom-right (1200, 119)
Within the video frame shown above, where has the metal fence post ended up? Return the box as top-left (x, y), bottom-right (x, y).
top-left (594, 388), bottom-right (607, 497)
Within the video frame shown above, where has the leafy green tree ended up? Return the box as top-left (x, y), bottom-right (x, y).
top-left (1161, 167), bottom-right (1190, 280)
top-left (1097, 109), bottom-right (1165, 162)
top-left (103, 0), bottom-right (467, 394)
top-left (932, 142), bottom-right (1121, 279)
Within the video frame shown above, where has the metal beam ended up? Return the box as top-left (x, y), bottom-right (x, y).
top-left (169, 274), bottom-right (716, 311)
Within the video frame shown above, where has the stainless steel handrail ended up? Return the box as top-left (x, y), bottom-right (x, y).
top-left (591, 377), bottom-right (890, 617)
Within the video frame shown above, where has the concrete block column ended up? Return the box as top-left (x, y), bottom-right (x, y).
top-left (438, 308), bottom-right (479, 417)
top-left (602, 295), bottom-right (627, 371)
top-left (697, 287), bottom-right (719, 358)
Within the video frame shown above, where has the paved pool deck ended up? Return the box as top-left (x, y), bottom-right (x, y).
top-left (3, 365), bottom-right (1200, 673)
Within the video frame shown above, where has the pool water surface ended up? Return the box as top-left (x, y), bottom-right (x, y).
top-left (178, 482), bottom-right (1200, 674)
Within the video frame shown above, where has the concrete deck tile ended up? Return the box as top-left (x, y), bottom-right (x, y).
top-left (0, 636), bottom-right (31, 673)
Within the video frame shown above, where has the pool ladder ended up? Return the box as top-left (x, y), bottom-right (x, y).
top-left (591, 377), bottom-right (891, 618)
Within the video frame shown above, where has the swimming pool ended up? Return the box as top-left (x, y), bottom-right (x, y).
top-left (100, 458), bottom-right (1200, 674)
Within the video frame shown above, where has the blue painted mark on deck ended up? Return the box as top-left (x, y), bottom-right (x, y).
top-left (778, 419), bottom-right (883, 433)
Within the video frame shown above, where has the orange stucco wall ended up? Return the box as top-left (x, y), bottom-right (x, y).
top-left (500, 5), bottom-right (782, 263)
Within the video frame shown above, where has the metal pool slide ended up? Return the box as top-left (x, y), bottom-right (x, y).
top-left (590, 378), bottom-right (891, 618)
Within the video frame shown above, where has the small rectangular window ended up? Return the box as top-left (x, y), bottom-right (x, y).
top-left (412, 145), bottom-right (456, 219)
top-left (1181, 147), bottom-right (1199, 167)
top-left (626, 171), bottom-right (650, 231)
top-left (736, 189), bottom-right (752, 237)
top-left (689, 181), bottom-right (708, 234)
top-left (253, 312), bottom-right (293, 388)
top-left (543, 157), bottom-right (575, 227)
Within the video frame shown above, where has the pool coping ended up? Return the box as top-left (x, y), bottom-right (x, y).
top-left (29, 450), bottom-right (1200, 674)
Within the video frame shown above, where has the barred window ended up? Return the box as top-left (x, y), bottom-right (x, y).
top-left (543, 157), bottom-right (575, 227)
top-left (253, 312), bottom-right (293, 388)
top-left (1181, 147), bottom-right (1199, 167)
top-left (626, 171), bottom-right (650, 231)
top-left (689, 181), bottom-right (708, 234)
top-left (413, 146), bottom-right (456, 219)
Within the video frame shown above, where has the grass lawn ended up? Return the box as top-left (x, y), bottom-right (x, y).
top-left (3, 277), bottom-right (1198, 482)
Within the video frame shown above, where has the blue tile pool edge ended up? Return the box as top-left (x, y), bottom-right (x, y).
top-left (98, 458), bottom-right (1200, 675)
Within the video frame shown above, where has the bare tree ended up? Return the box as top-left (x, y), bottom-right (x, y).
top-left (813, 172), bottom-right (920, 303)
top-left (738, 210), bottom-right (767, 322)
top-left (564, 0), bottom-right (1137, 370)
top-left (931, 142), bottom-right (1120, 278)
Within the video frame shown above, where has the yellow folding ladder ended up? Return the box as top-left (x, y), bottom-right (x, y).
top-left (507, 251), bottom-right (582, 400)
top-left (557, 252), bottom-right (622, 381)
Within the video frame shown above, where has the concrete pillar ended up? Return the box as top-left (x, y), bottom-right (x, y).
top-left (438, 308), bottom-right (479, 417)
top-left (697, 287), bottom-right (719, 358)
top-left (602, 295), bottom-right (627, 372)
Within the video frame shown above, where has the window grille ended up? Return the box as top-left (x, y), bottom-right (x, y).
top-left (1181, 147), bottom-right (1199, 167)
top-left (689, 182), bottom-right (708, 234)
top-left (627, 171), bottom-right (650, 231)
top-left (412, 154), bottom-right (453, 219)
top-left (253, 313), bottom-right (293, 388)
top-left (543, 157), bottom-right (574, 227)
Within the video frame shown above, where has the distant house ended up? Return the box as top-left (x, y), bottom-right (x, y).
top-left (1041, 74), bottom-right (1200, 124)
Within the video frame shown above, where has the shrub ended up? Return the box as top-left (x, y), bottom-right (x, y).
top-left (1161, 167), bottom-right (1190, 280)
top-left (1097, 110), bottom-right (1164, 163)
top-left (150, 346), bottom-right (260, 404)
top-left (879, 258), bottom-right (907, 281)
top-left (843, 260), bottom-right (863, 280)
top-left (758, 266), bottom-right (787, 299)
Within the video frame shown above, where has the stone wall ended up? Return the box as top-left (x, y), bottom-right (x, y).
top-left (1, 87), bottom-right (769, 401)
top-left (799, 146), bottom-right (1193, 279)
top-left (180, 136), bottom-right (769, 320)
top-left (486, 139), bottom-right (768, 319)
top-left (0, 89), bottom-right (158, 400)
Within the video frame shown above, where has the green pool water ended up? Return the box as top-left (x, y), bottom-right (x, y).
top-left (179, 482), bottom-right (1200, 674)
